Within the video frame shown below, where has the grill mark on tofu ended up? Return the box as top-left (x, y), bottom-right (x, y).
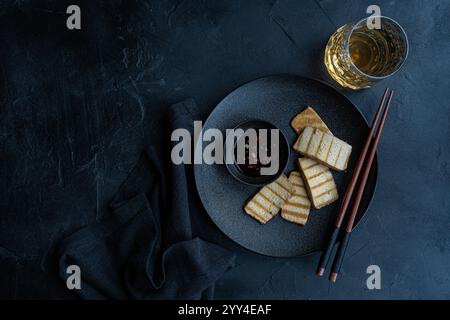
top-left (304, 129), bottom-right (314, 154)
top-left (306, 129), bottom-right (318, 154)
top-left (291, 182), bottom-right (304, 188)
top-left (245, 206), bottom-right (268, 224)
top-left (282, 210), bottom-right (309, 219)
top-left (289, 181), bottom-right (309, 196)
top-left (285, 199), bottom-right (310, 208)
top-left (259, 190), bottom-right (278, 207)
top-left (287, 197), bottom-right (310, 207)
top-left (291, 193), bottom-right (308, 199)
top-left (278, 176), bottom-right (296, 193)
top-left (336, 144), bottom-right (351, 169)
top-left (324, 136), bottom-right (333, 163)
top-left (315, 193), bottom-right (338, 207)
top-left (306, 129), bottom-right (323, 156)
top-left (289, 173), bottom-right (303, 183)
top-left (246, 201), bottom-right (274, 220)
top-left (334, 144), bottom-right (343, 166)
top-left (314, 129), bottom-right (325, 158)
top-left (252, 198), bottom-right (271, 214)
top-left (291, 180), bottom-right (303, 187)
top-left (298, 128), bottom-right (313, 151)
top-left (285, 201), bottom-right (309, 209)
top-left (265, 187), bottom-right (285, 205)
top-left (310, 178), bottom-right (334, 190)
top-left (317, 133), bottom-right (332, 161)
top-left (303, 162), bottom-right (320, 170)
top-left (314, 193), bottom-right (338, 208)
top-left (305, 169), bottom-right (328, 180)
top-left (289, 173), bottom-right (302, 181)
top-left (298, 157), bottom-right (315, 168)
top-left (259, 188), bottom-right (279, 208)
top-left (274, 180), bottom-right (291, 194)
top-left (315, 188), bottom-right (337, 199)
top-left (309, 172), bottom-right (333, 191)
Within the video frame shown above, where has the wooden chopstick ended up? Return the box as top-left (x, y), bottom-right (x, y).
top-left (329, 89), bottom-right (394, 282)
top-left (315, 88), bottom-right (394, 281)
top-left (316, 88), bottom-right (390, 277)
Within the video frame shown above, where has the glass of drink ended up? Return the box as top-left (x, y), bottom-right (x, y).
top-left (324, 16), bottom-right (409, 90)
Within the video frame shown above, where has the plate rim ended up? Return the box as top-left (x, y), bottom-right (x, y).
top-left (194, 74), bottom-right (379, 258)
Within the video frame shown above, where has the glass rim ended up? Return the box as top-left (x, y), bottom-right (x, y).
top-left (345, 15), bottom-right (409, 80)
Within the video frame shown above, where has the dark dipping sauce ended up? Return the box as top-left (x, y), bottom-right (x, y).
top-left (235, 133), bottom-right (272, 177)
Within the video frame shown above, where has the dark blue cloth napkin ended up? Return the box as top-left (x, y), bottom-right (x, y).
top-left (57, 99), bottom-right (235, 299)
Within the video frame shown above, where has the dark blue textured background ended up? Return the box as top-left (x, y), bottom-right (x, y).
top-left (0, 0), bottom-right (449, 299)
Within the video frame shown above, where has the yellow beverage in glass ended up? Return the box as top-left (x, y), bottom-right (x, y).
top-left (324, 16), bottom-right (408, 89)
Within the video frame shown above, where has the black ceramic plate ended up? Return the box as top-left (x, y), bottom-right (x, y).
top-left (194, 75), bottom-right (377, 257)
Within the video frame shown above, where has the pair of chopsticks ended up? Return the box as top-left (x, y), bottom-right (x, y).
top-left (316, 88), bottom-right (394, 282)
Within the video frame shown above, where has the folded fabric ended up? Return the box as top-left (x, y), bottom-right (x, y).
top-left (58, 99), bottom-right (235, 299)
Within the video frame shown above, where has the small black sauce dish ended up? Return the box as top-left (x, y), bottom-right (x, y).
top-left (224, 120), bottom-right (290, 186)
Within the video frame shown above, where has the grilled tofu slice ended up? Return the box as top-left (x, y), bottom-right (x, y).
top-left (298, 157), bottom-right (338, 209)
top-left (293, 127), bottom-right (352, 171)
top-left (244, 174), bottom-right (295, 224)
top-left (281, 171), bottom-right (311, 225)
top-left (291, 106), bottom-right (332, 135)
